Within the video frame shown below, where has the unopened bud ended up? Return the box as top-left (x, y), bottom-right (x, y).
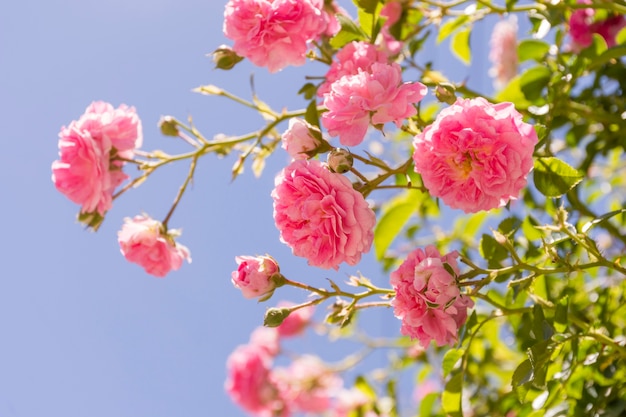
top-left (264, 307), bottom-right (291, 328)
top-left (435, 83), bottom-right (457, 105)
top-left (159, 116), bottom-right (179, 137)
top-left (327, 148), bottom-right (354, 174)
top-left (212, 45), bottom-right (243, 70)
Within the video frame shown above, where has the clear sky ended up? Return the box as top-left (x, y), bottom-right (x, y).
top-left (0, 1), bottom-right (495, 416)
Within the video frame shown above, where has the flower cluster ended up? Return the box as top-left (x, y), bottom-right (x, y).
top-left (489, 17), bottom-right (518, 89)
top-left (322, 62), bottom-right (428, 146)
top-left (51, 101), bottom-right (142, 228)
top-left (390, 246), bottom-right (474, 347)
top-left (272, 159), bottom-right (375, 270)
top-left (223, 0), bottom-right (328, 73)
top-left (413, 97), bottom-right (537, 213)
top-left (118, 215), bottom-right (191, 278)
top-left (569, 0), bottom-right (626, 51)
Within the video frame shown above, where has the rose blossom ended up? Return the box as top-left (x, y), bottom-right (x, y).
top-left (118, 215), bottom-right (191, 277)
top-left (413, 97), bottom-right (537, 213)
top-left (249, 326), bottom-right (280, 357)
top-left (272, 159), bottom-right (375, 270)
top-left (281, 118), bottom-right (323, 160)
top-left (318, 41), bottom-right (389, 97)
top-left (225, 344), bottom-right (286, 417)
top-left (276, 302), bottom-right (314, 337)
top-left (223, 0), bottom-right (326, 73)
top-left (322, 62), bottom-right (428, 146)
top-left (391, 246), bottom-right (474, 347)
top-left (232, 255), bottom-right (281, 299)
top-left (569, 0), bottom-right (626, 52)
top-left (376, 1), bottom-right (404, 56)
top-left (489, 17), bottom-right (518, 89)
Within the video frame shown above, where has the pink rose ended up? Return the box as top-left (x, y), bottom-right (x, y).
top-left (276, 302), bottom-right (314, 337)
top-left (413, 97), bottom-right (537, 213)
top-left (281, 118), bottom-right (323, 160)
top-left (274, 355), bottom-right (342, 413)
top-left (390, 246), bottom-right (474, 347)
top-left (489, 17), bottom-right (518, 89)
top-left (318, 41), bottom-right (389, 97)
top-left (272, 159), bottom-right (375, 270)
top-left (223, 0), bottom-right (326, 73)
top-left (322, 62), bottom-right (427, 146)
top-left (376, 1), bottom-right (404, 56)
top-left (249, 326), bottom-right (280, 357)
top-left (232, 255), bottom-right (281, 299)
top-left (225, 344), bottom-right (286, 417)
top-left (52, 124), bottom-right (119, 215)
top-left (569, 0), bottom-right (626, 51)
top-left (118, 215), bottom-right (191, 277)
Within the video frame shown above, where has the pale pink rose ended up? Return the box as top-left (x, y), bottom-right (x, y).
top-left (569, 0), bottom-right (626, 51)
top-left (276, 302), bottom-right (314, 337)
top-left (281, 118), bottom-right (322, 160)
top-left (318, 41), bottom-right (389, 97)
top-left (489, 17), bottom-right (518, 89)
top-left (225, 344), bottom-right (286, 417)
top-left (318, 0), bottom-right (347, 38)
top-left (390, 246), bottom-right (474, 347)
top-left (232, 255), bottom-right (280, 299)
top-left (249, 326), bottom-right (280, 357)
top-left (322, 62), bottom-right (427, 146)
top-left (118, 215), bottom-right (191, 278)
top-left (76, 101), bottom-right (143, 158)
top-left (272, 159), bottom-right (375, 270)
top-left (51, 124), bottom-right (118, 215)
top-left (376, 1), bottom-right (404, 56)
top-left (274, 355), bottom-right (342, 413)
top-left (223, 0), bottom-right (326, 73)
top-left (413, 97), bottom-right (537, 213)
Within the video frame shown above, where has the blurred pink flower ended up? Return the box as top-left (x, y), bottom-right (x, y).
top-left (391, 245), bottom-right (473, 347)
top-left (330, 388), bottom-right (370, 417)
top-left (322, 62), bottom-right (427, 146)
top-left (318, 41), bottom-right (389, 97)
top-left (272, 159), bottom-right (375, 270)
top-left (118, 215), bottom-right (191, 277)
top-left (318, 0), bottom-right (348, 38)
top-left (225, 344), bottom-right (286, 417)
top-left (281, 118), bottom-right (323, 160)
top-left (377, 1), bottom-right (404, 56)
top-left (223, 0), bottom-right (326, 73)
top-left (274, 355), bottom-right (343, 413)
top-left (232, 255), bottom-right (280, 299)
top-left (569, 0), bottom-right (626, 51)
top-left (489, 17), bottom-right (518, 89)
top-left (413, 97), bottom-right (537, 213)
top-left (250, 326), bottom-right (281, 357)
top-left (276, 302), bottom-right (314, 337)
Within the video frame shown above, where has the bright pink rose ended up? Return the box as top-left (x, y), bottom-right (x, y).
top-left (232, 255), bottom-right (281, 299)
top-left (281, 118), bottom-right (322, 160)
top-left (250, 326), bottom-right (280, 357)
top-left (413, 97), bottom-right (537, 213)
top-left (225, 344), bottom-right (286, 417)
top-left (272, 159), bottom-right (375, 270)
top-left (75, 101), bottom-right (143, 159)
top-left (390, 246), bottom-right (474, 347)
top-left (489, 17), bottom-right (518, 89)
top-left (274, 355), bottom-right (342, 413)
top-left (276, 302), bottom-right (314, 337)
top-left (118, 215), bottom-right (191, 278)
top-left (52, 124), bottom-right (118, 215)
top-left (223, 0), bottom-right (326, 73)
top-left (318, 41), bottom-right (389, 97)
top-left (569, 0), bottom-right (626, 51)
top-left (322, 63), bottom-right (427, 146)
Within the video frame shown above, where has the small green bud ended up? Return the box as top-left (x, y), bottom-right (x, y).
top-left (158, 116), bottom-right (179, 137)
top-left (327, 148), bottom-right (354, 174)
top-left (264, 307), bottom-right (291, 328)
top-left (212, 45), bottom-right (243, 70)
top-left (435, 83), bottom-right (457, 105)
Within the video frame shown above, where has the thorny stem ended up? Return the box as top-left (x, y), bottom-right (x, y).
top-left (162, 153), bottom-right (199, 228)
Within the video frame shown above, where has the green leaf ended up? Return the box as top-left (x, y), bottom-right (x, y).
top-left (554, 296), bottom-right (569, 333)
top-left (374, 190), bottom-right (420, 259)
top-left (450, 27), bottom-right (471, 65)
top-left (581, 208), bottom-right (626, 233)
top-left (517, 39), bottom-right (550, 62)
top-left (436, 16), bottom-right (469, 43)
top-left (519, 66), bottom-right (551, 101)
top-left (354, 375), bottom-right (377, 399)
top-left (297, 83), bottom-right (317, 100)
top-left (495, 76), bottom-right (532, 109)
top-left (616, 26), bottom-right (626, 45)
top-left (419, 392), bottom-right (439, 417)
top-left (353, 0), bottom-right (378, 14)
top-left (304, 99), bottom-right (320, 128)
top-left (588, 44), bottom-right (626, 70)
top-left (442, 372), bottom-right (463, 417)
top-left (533, 157), bottom-right (584, 198)
top-left (512, 359), bottom-right (534, 387)
top-left (442, 349), bottom-right (464, 377)
top-left (330, 15), bottom-right (368, 49)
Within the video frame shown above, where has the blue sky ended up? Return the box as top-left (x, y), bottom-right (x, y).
top-left (0, 1), bottom-right (497, 416)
